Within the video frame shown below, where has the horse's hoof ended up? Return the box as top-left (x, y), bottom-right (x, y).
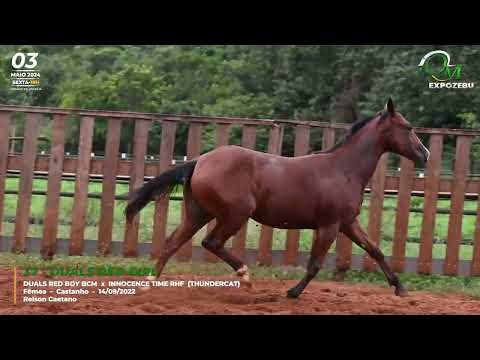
top-left (395, 287), bottom-right (409, 297)
top-left (237, 265), bottom-right (252, 289)
top-left (286, 289), bottom-right (300, 299)
top-left (241, 280), bottom-right (253, 289)
top-left (241, 272), bottom-right (251, 283)
top-left (140, 275), bottom-right (156, 291)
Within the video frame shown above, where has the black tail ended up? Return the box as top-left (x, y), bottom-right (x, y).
top-left (125, 160), bottom-right (197, 223)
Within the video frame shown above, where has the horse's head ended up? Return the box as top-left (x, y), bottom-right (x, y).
top-left (377, 98), bottom-right (430, 167)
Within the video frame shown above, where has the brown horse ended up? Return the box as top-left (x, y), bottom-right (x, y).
top-left (126, 98), bottom-right (429, 298)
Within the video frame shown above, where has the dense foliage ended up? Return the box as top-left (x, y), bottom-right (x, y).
top-left (1, 45), bottom-right (479, 162)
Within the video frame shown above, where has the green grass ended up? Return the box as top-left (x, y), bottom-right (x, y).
top-left (2, 253), bottom-right (480, 298)
top-left (3, 178), bottom-right (478, 261)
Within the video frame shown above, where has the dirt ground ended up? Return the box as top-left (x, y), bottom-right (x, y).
top-left (1, 266), bottom-right (480, 315)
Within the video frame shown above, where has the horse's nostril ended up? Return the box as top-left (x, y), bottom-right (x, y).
top-left (414, 148), bottom-right (429, 166)
top-left (425, 149), bottom-right (431, 161)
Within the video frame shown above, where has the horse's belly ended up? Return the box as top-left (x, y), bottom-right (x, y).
top-left (251, 202), bottom-right (323, 229)
top-left (250, 186), bottom-right (354, 229)
top-left (251, 213), bottom-right (317, 229)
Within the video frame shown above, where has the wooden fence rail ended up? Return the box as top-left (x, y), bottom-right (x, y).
top-left (0, 105), bottom-right (479, 277)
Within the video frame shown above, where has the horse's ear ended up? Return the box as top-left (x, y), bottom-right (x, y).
top-left (386, 97), bottom-right (395, 116)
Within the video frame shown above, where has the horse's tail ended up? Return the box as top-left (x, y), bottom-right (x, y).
top-left (125, 160), bottom-right (198, 223)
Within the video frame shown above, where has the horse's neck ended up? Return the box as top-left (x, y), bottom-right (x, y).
top-left (329, 134), bottom-right (384, 189)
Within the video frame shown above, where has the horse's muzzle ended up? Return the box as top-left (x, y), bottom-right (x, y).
top-left (414, 146), bottom-right (430, 168)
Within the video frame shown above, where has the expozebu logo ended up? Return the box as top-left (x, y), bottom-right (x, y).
top-left (418, 50), bottom-right (475, 89)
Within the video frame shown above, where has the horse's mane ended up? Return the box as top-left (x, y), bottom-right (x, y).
top-left (312, 111), bottom-right (389, 154)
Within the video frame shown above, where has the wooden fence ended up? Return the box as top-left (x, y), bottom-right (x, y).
top-left (1, 104), bottom-right (480, 277)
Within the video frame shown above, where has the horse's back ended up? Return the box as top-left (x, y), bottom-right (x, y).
top-left (195, 145), bottom-right (258, 171)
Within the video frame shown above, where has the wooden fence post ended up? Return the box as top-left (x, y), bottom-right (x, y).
top-left (0, 112), bottom-right (11, 239)
top-left (363, 153), bottom-right (388, 272)
top-left (41, 115), bottom-right (66, 259)
top-left (322, 127), bottom-right (335, 151)
top-left (69, 116), bottom-right (95, 255)
top-left (123, 119), bottom-right (150, 257)
top-left (418, 134), bottom-right (443, 274)
top-left (151, 121), bottom-right (177, 258)
top-left (444, 136), bottom-right (473, 275)
top-left (97, 119), bottom-right (122, 256)
top-left (13, 113), bottom-right (41, 253)
top-left (391, 156), bottom-right (415, 272)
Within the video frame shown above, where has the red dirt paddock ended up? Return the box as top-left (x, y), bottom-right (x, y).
top-left (1, 267), bottom-right (480, 315)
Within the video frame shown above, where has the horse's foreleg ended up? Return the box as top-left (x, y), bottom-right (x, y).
top-left (340, 219), bottom-right (407, 297)
top-left (287, 223), bottom-right (339, 299)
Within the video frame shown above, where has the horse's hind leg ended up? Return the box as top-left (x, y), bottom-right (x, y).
top-left (341, 218), bottom-right (407, 297)
top-left (154, 197), bottom-right (212, 278)
top-left (201, 215), bottom-right (252, 286)
top-left (287, 223), bottom-right (339, 299)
